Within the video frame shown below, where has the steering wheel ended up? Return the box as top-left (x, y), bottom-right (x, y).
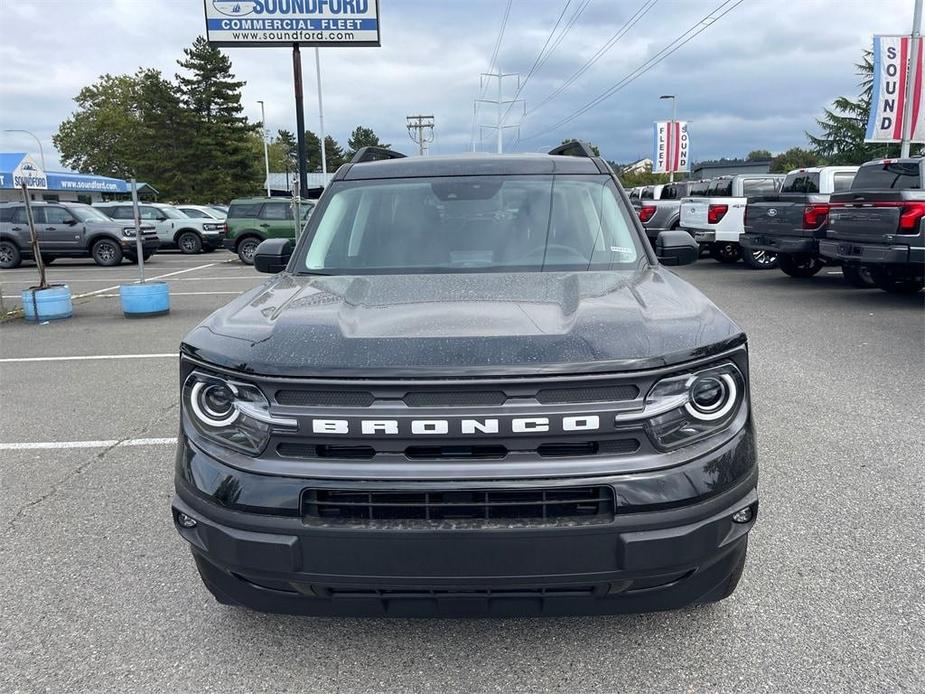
top-left (522, 243), bottom-right (588, 264)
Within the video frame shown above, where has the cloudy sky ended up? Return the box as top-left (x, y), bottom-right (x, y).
top-left (0, 0), bottom-right (914, 171)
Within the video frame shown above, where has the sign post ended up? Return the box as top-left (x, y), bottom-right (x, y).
top-left (130, 178), bottom-right (145, 284)
top-left (203, 1), bottom-right (381, 187)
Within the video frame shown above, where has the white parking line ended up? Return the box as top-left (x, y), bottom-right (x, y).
top-left (0, 353), bottom-right (176, 363)
top-left (0, 437), bottom-right (177, 451)
top-left (70, 262), bottom-right (221, 300)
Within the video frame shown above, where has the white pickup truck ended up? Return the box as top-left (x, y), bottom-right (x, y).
top-left (680, 174), bottom-right (785, 268)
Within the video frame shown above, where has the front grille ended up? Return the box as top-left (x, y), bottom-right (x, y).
top-left (536, 384), bottom-right (639, 404)
top-left (302, 486), bottom-right (615, 525)
top-left (403, 390), bottom-right (507, 407)
top-left (276, 390), bottom-right (375, 407)
top-left (276, 439), bottom-right (638, 460)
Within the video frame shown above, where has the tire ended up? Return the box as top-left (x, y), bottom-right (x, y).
top-left (236, 237), bottom-right (261, 265)
top-left (709, 242), bottom-right (742, 264)
top-left (777, 253), bottom-right (823, 278)
top-left (0, 240), bottom-right (22, 269)
top-left (841, 264), bottom-right (875, 288)
top-left (91, 238), bottom-right (123, 267)
top-left (742, 248), bottom-right (779, 270)
top-left (177, 231), bottom-right (203, 255)
top-left (40, 254), bottom-right (56, 266)
top-left (868, 265), bottom-right (925, 294)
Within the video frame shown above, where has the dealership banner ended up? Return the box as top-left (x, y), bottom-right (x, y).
top-left (204, 0), bottom-right (380, 47)
top-left (652, 121), bottom-right (689, 174)
top-left (866, 35), bottom-right (924, 143)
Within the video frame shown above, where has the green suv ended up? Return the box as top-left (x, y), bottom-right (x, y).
top-left (223, 197), bottom-right (314, 264)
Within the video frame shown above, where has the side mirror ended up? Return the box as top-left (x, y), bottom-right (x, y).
top-left (656, 229), bottom-right (698, 266)
top-left (65, 218), bottom-right (78, 226)
top-left (254, 238), bottom-right (294, 274)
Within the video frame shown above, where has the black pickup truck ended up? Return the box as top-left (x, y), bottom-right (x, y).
top-left (172, 144), bottom-right (758, 617)
top-left (820, 158), bottom-right (925, 293)
top-left (741, 167), bottom-right (863, 283)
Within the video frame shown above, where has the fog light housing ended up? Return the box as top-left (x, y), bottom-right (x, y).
top-left (731, 506), bottom-right (753, 524)
top-left (176, 512), bottom-right (198, 528)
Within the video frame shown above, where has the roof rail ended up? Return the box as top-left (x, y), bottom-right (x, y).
top-left (350, 146), bottom-right (407, 164)
top-left (548, 140), bottom-right (597, 158)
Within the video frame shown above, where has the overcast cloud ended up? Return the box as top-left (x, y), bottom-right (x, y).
top-left (0, 0), bottom-right (914, 170)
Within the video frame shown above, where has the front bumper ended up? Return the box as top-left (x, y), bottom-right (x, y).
top-left (202, 233), bottom-right (225, 250)
top-left (222, 238), bottom-right (236, 252)
top-left (122, 238), bottom-right (160, 253)
top-left (819, 239), bottom-right (923, 265)
top-left (172, 424), bottom-right (758, 617)
top-left (740, 233), bottom-right (816, 255)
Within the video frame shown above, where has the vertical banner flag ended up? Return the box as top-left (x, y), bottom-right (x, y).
top-left (866, 35), bottom-right (924, 143)
top-left (653, 121), bottom-right (690, 173)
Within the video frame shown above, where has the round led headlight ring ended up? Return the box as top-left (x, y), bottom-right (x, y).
top-left (190, 381), bottom-right (239, 427)
top-left (685, 373), bottom-right (737, 421)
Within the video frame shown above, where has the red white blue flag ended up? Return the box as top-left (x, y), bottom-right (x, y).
top-left (866, 35), bottom-right (924, 143)
top-left (653, 121), bottom-right (689, 173)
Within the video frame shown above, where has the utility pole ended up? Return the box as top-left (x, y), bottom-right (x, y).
top-left (901, 0), bottom-right (923, 158)
top-left (257, 100), bottom-right (271, 197)
top-left (406, 115), bottom-right (435, 156)
top-left (476, 66), bottom-right (523, 153)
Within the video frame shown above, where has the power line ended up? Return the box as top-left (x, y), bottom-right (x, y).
top-left (526, 0), bottom-right (658, 117)
top-left (407, 115), bottom-right (435, 156)
top-left (519, 0), bottom-right (745, 143)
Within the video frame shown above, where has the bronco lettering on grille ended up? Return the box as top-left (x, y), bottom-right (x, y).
top-left (310, 415), bottom-right (602, 436)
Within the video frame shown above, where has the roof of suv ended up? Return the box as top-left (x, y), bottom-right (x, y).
top-left (338, 153), bottom-right (607, 181)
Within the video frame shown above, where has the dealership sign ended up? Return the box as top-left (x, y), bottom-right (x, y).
top-left (866, 35), bottom-right (924, 143)
top-left (652, 121), bottom-right (689, 174)
top-left (0, 154), bottom-right (47, 190)
top-left (204, 0), bottom-right (380, 47)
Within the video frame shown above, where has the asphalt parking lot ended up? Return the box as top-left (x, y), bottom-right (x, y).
top-left (1, 251), bottom-right (922, 693)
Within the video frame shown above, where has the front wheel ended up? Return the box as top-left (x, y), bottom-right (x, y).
top-left (177, 231), bottom-right (203, 254)
top-left (0, 240), bottom-right (22, 269)
top-left (710, 242), bottom-right (742, 264)
top-left (91, 238), bottom-right (123, 267)
top-left (868, 265), bottom-right (924, 294)
top-left (742, 248), bottom-right (779, 270)
top-left (236, 237), bottom-right (260, 265)
top-left (777, 253), bottom-right (823, 278)
top-left (841, 265), bottom-right (874, 288)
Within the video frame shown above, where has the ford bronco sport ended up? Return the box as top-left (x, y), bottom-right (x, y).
top-left (173, 143), bottom-right (758, 617)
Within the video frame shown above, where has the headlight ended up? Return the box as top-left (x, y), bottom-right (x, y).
top-left (122, 227), bottom-right (136, 237)
top-left (183, 371), bottom-right (296, 455)
top-left (637, 362), bottom-right (745, 450)
top-left (202, 223), bottom-right (222, 232)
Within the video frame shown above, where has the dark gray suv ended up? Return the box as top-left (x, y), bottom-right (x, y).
top-left (0, 201), bottom-right (159, 268)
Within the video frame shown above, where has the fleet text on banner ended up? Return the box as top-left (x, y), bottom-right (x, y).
top-left (866, 35), bottom-right (924, 143)
top-left (204, 0), bottom-right (381, 47)
top-left (652, 121), bottom-right (690, 174)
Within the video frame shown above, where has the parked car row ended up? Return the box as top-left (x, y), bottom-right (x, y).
top-left (0, 197), bottom-right (315, 268)
top-left (628, 158), bottom-right (923, 292)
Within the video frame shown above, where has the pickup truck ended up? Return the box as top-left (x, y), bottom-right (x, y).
top-left (820, 158), bottom-right (924, 293)
top-left (636, 180), bottom-right (705, 244)
top-left (740, 167), bottom-right (861, 282)
top-left (681, 174), bottom-right (785, 268)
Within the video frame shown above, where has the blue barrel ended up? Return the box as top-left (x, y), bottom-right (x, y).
top-left (22, 285), bottom-right (73, 322)
top-left (119, 281), bottom-right (170, 318)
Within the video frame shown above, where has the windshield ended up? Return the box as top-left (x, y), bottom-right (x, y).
top-left (299, 175), bottom-right (643, 275)
top-left (70, 205), bottom-right (110, 222)
top-left (781, 172), bottom-right (820, 194)
top-left (159, 206), bottom-right (187, 219)
top-left (708, 179), bottom-right (733, 196)
top-left (851, 161), bottom-right (921, 191)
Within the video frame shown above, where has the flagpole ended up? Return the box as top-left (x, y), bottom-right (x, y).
top-left (900, 0), bottom-right (923, 158)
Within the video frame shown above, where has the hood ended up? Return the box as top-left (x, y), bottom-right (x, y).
top-left (181, 268), bottom-right (744, 377)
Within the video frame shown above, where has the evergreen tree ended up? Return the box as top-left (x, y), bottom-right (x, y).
top-left (324, 135), bottom-right (347, 170)
top-left (176, 36), bottom-right (261, 200)
top-left (807, 51), bottom-right (910, 164)
top-left (347, 126), bottom-right (390, 157)
top-left (746, 149), bottom-right (772, 161)
top-left (302, 131), bottom-right (346, 172)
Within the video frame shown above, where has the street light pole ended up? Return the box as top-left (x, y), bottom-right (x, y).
top-left (315, 47), bottom-right (327, 176)
top-left (4, 129), bottom-right (46, 171)
top-left (257, 101), bottom-right (271, 197)
top-left (900, 0), bottom-right (923, 158)
top-left (659, 95), bottom-right (676, 183)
